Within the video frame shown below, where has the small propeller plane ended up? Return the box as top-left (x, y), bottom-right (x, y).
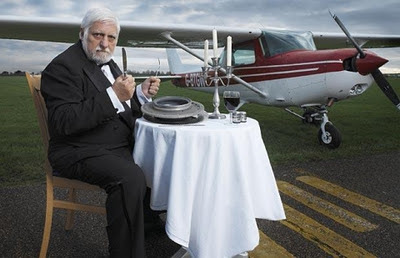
top-left (0, 12), bottom-right (399, 148)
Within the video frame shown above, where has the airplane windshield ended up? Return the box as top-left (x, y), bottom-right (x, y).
top-left (261, 30), bottom-right (316, 57)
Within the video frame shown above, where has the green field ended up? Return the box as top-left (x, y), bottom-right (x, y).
top-left (1, 76), bottom-right (399, 186)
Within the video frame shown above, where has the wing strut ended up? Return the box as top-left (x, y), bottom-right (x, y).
top-left (161, 32), bottom-right (268, 98)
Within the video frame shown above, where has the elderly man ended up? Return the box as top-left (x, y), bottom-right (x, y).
top-left (41, 7), bottom-right (161, 257)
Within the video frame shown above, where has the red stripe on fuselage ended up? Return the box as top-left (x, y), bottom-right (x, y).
top-left (172, 48), bottom-right (360, 88)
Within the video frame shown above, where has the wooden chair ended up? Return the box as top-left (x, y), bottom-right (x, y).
top-left (25, 72), bottom-right (106, 258)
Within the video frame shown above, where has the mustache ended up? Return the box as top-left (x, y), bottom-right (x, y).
top-left (96, 46), bottom-right (111, 53)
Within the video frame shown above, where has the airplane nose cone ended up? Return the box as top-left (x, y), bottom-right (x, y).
top-left (356, 53), bottom-right (388, 75)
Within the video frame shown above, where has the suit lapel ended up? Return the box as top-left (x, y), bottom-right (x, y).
top-left (83, 59), bottom-right (122, 91)
top-left (83, 62), bottom-right (111, 91)
top-left (108, 60), bottom-right (122, 78)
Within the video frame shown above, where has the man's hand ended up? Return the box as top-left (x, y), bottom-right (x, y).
top-left (112, 75), bottom-right (136, 101)
top-left (141, 76), bottom-right (161, 98)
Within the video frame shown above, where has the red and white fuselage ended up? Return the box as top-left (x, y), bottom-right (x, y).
top-left (169, 37), bottom-right (387, 108)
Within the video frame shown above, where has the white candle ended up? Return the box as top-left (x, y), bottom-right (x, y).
top-left (227, 36), bottom-right (232, 67)
top-left (204, 39), bottom-right (209, 67)
top-left (212, 29), bottom-right (218, 57)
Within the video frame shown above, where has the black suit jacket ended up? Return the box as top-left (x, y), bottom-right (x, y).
top-left (41, 40), bottom-right (142, 171)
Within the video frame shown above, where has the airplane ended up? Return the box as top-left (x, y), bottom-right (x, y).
top-left (0, 12), bottom-right (399, 149)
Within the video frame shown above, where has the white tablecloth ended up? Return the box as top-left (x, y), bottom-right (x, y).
top-left (133, 116), bottom-right (285, 258)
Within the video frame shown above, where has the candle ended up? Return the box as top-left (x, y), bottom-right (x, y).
top-left (212, 29), bottom-right (218, 57)
top-left (204, 39), bottom-right (209, 67)
top-left (227, 36), bottom-right (232, 67)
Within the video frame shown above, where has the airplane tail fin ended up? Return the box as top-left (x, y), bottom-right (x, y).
top-left (166, 49), bottom-right (185, 74)
top-left (166, 49), bottom-right (200, 74)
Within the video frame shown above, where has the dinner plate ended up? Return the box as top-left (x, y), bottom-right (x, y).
top-left (141, 97), bottom-right (205, 119)
top-left (143, 111), bottom-right (208, 124)
top-left (152, 96), bottom-right (193, 111)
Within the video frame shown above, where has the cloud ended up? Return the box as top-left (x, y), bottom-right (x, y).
top-left (0, 39), bottom-right (69, 72)
top-left (0, 0), bottom-right (399, 73)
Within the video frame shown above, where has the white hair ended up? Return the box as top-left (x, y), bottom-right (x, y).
top-left (79, 7), bottom-right (120, 40)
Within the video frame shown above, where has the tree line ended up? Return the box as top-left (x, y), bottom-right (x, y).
top-left (1, 70), bottom-right (170, 76)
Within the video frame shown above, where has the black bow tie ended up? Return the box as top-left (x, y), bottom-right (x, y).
top-left (98, 61), bottom-right (110, 67)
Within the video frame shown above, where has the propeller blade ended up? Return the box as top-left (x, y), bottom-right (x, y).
top-left (371, 69), bottom-right (400, 110)
top-left (330, 11), bottom-right (400, 111)
top-left (330, 11), bottom-right (365, 58)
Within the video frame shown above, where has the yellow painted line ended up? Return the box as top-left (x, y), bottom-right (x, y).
top-left (249, 230), bottom-right (293, 258)
top-left (277, 181), bottom-right (378, 232)
top-left (281, 204), bottom-right (376, 257)
top-left (297, 176), bottom-right (400, 224)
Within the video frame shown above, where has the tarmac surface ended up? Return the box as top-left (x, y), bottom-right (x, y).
top-left (1, 151), bottom-right (399, 258)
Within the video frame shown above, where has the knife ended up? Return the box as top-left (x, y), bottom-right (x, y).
top-left (122, 47), bottom-right (127, 77)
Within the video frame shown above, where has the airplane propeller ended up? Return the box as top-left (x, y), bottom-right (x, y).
top-left (330, 11), bottom-right (400, 110)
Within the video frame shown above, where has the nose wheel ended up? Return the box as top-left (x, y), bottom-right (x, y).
top-left (317, 112), bottom-right (341, 149)
top-left (318, 122), bottom-right (341, 149)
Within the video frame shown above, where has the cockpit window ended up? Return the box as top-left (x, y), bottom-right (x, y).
top-left (220, 41), bottom-right (255, 67)
top-left (233, 44), bottom-right (256, 66)
top-left (261, 30), bottom-right (316, 57)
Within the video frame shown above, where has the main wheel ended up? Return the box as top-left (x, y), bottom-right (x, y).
top-left (318, 123), bottom-right (341, 149)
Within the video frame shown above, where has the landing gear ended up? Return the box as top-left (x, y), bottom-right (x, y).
top-left (302, 108), bottom-right (321, 126)
top-left (317, 113), bottom-right (341, 149)
top-left (285, 106), bottom-right (342, 149)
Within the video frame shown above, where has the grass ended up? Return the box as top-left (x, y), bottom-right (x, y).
top-left (0, 76), bottom-right (44, 186)
top-left (155, 77), bottom-right (400, 163)
top-left (1, 76), bottom-right (399, 186)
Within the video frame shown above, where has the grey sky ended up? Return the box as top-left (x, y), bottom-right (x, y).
top-left (0, 0), bottom-right (399, 73)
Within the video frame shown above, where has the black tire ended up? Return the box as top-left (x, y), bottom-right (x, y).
top-left (318, 123), bottom-right (341, 149)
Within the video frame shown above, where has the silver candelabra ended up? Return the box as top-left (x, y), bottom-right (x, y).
top-left (203, 57), bottom-right (233, 119)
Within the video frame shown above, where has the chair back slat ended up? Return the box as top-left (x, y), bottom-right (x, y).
top-left (25, 72), bottom-right (50, 151)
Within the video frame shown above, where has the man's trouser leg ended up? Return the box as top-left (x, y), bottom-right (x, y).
top-left (60, 149), bottom-right (147, 257)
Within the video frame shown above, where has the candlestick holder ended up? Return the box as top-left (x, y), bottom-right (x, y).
top-left (201, 66), bottom-right (208, 80)
top-left (207, 57), bottom-right (226, 119)
top-left (224, 66), bottom-right (233, 87)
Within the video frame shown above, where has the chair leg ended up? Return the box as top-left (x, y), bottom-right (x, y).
top-left (39, 186), bottom-right (55, 258)
top-left (65, 188), bottom-right (77, 230)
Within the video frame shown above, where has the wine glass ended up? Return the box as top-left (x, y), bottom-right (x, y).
top-left (223, 91), bottom-right (240, 123)
top-left (223, 91), bottom-right (240, 112)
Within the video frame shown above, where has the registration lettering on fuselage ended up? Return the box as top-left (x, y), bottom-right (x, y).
top-left (185, 73), bottom-right (208, 87)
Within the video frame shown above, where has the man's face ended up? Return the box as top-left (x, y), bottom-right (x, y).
top-left (82, 21), bottom-right (118, 64)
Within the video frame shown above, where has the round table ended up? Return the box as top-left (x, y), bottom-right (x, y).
top-left (133, 115), bottom-right (285, 258)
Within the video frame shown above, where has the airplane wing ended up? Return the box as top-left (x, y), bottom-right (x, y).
top-left (0, 15), bottom-right (399, 49)
top-left (312, 32), bottom-right (400, 49)
top-left (0, 15), bottom-right (261, 49)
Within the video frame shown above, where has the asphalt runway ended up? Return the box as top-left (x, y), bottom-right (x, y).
top-left (1, 151), bottom-right (399, 257)
top-left (254, 151), bottom-right (400, 258)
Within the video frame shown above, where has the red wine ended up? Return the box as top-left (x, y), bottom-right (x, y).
top-left (224, 97), bottom-right (240, 111)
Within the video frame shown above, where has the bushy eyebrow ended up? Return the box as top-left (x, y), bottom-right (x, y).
top-left (90, 31), bottom-right (118, 41)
